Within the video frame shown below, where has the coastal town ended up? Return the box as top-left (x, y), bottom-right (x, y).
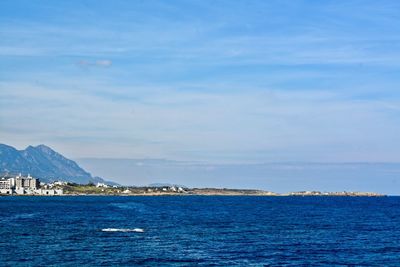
top-left (0, 174), bottom-right (64, 195)
top-left (0, 174), bottom-right (386, 197)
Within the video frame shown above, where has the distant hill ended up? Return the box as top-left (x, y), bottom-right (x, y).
top-left (0, 144), bottom-right (116, 185)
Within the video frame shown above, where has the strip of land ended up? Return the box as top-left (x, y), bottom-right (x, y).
top-left (59, 184), bottom-right (385, 197)
top-left (0, 175), bottom-right (385, 196)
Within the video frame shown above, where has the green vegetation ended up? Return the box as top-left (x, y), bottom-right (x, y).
top-left (62, 184), bottom-right (123, 195)
top-left (59, 183), bottom-right (385, 197)
top-left (59, 183), bottom-right (276, 196)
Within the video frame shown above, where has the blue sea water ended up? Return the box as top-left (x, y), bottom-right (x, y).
top-left (1, 196), bottom-right (400, 266)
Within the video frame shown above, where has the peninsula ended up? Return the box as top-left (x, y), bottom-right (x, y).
top-left (0, 174), bottom-right (385, 197)
top-left (0, 144), bottom-right (388, 197)
top-left (61, 183), bottom-right (385, 197)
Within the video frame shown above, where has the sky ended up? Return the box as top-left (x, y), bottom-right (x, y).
top-left (1, 1), bottom-right (400, 191)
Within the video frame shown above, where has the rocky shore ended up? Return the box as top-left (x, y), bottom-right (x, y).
top-left (285, 191), bottom-right (385, 197)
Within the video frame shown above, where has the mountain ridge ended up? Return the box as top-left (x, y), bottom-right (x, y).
top-left (0, 144), bottom-right (116, 185)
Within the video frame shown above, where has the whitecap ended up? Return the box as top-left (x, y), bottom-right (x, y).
top-left (101, 228), bottom-right (144, 233)
top-left (13, 213), bottom-right (38, 219)
top-left (109, 202), bottom-right (147, 212)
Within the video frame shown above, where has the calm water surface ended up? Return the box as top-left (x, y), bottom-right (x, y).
top-left (1, 196), bottom-right (400, 266)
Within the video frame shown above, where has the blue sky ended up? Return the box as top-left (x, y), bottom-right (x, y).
top-left (1, 0), bottom-right (400, 168)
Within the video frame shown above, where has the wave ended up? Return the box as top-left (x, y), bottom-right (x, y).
top-left (0, 213), bottom-right (40, 226)
top-left (12, 213), bottom-right (39, 219)
top-left (101, 228), bottom-right (144, 233)
top-left (108, 202), bottom-right (147, 212)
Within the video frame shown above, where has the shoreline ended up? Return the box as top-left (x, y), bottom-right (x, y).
top-left (0, 192), bottom-right (387, 197)
top-left (0, 183), bottom-right (386, 197)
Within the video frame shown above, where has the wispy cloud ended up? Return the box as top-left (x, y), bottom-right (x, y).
top-left (1, 0), bottom-right (400, 165)
top-left (1, 79), bottom-right (400, 163)
top-left (77, 59), bottom-right (112, 67)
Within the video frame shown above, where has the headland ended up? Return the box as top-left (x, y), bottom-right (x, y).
top-left (0, 174), bottom-right (385, 197)
top-left (60, 184), bottom-right (386, 197)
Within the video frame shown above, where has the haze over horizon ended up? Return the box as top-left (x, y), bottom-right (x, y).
top-left (1, 1), bottom-right (400, 192)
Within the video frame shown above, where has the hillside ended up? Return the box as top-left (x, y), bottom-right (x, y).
top-left (0, 144), bottom-right (115, 184)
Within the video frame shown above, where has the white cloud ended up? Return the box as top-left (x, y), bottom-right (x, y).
top-left (1, 80), bottom-right (400, 163)
top-left (1, 1), bottom-right (400, 164)
top-left (77, 59), bottom-right (112, 67)
top-left (95, 60), bottom-right (112, 67)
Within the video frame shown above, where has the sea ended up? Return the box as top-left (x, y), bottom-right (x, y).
top-left (1, 196), bottom-right (400, 266)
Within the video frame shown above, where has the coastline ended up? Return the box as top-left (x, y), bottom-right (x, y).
top-left (0, 181), bottom-right (386, 197)
top-left (60, 186), bottom-right (387, 197)
top-left (0, 190), bottom-right (386, 197)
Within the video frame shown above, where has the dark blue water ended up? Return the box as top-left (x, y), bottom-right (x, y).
top-left (1, 196), bottom-right (400, 266)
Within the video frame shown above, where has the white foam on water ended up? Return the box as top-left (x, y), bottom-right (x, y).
top-left (101, 228), bottom-right (144, 233)
top-left (13, 213), bottom-right (38, 219)
top-left (108, 202), bottom-right (147, 211)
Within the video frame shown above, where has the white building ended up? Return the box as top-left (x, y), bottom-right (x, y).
top-left (96, 182), bottom-right (109, 188)
top-left (16, 174), bottom-right (39, 190)
top-left (0, 177), bottom-right (14, 194)
top-left (53, 181), bottom-right (67, 186)
top-left (34, 188), bottom-right (63, 195)
top-left (0, 174), bottom-right (63, 195)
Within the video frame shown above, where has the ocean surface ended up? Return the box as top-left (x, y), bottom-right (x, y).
top-left (1, 196), bottom-right (400, 266)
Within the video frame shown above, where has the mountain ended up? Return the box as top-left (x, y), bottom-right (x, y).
top-left (0, 144), bottom-right (116, 185)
